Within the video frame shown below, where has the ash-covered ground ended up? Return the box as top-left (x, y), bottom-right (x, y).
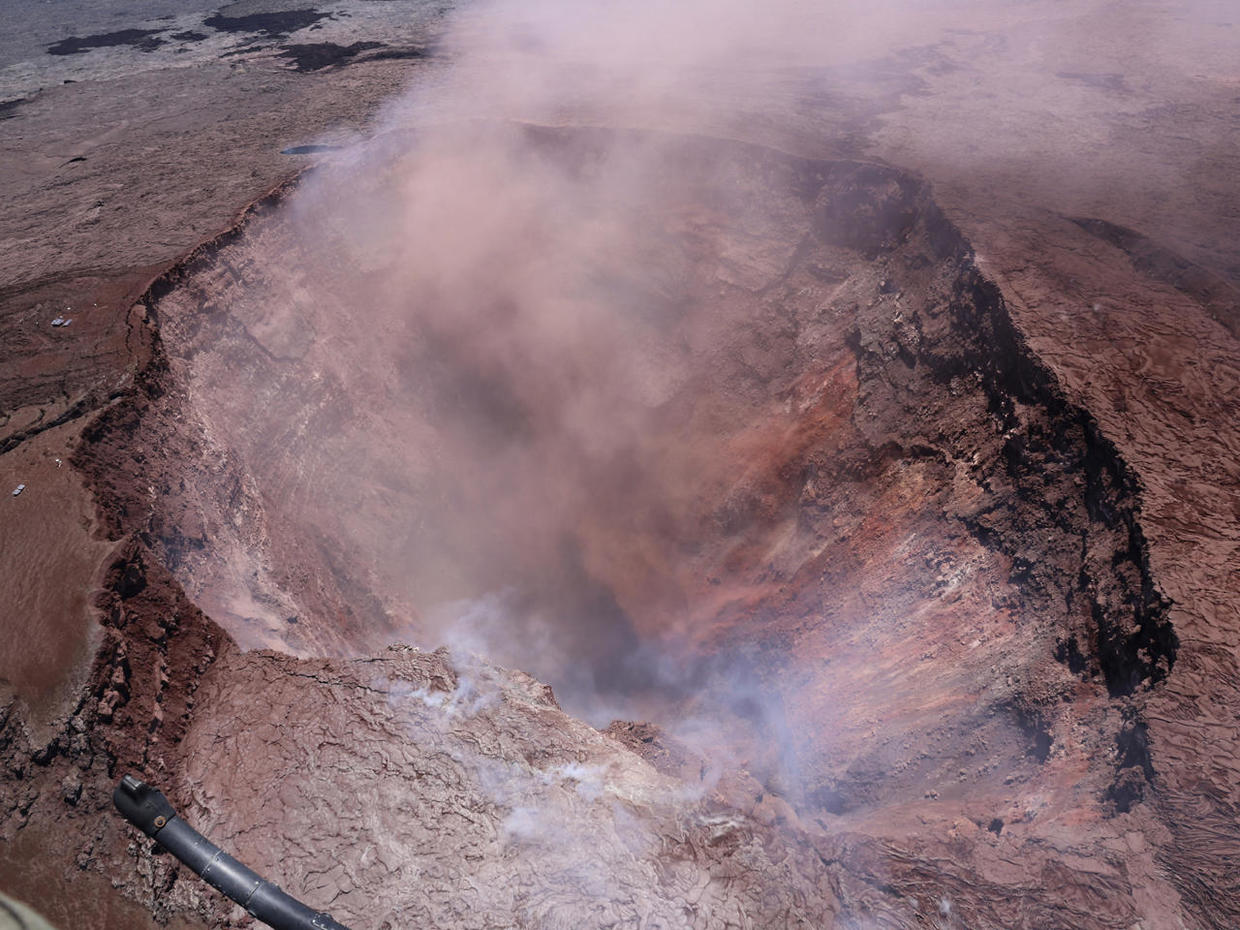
top-left (2, 2), bottom-right (1239, 929)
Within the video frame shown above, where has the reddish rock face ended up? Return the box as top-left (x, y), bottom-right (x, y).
top-left (9, 124), bottom-right (1207, 928)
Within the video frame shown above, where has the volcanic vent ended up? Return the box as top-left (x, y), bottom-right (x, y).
top-left (75, 124), bottom-right (1173, 816)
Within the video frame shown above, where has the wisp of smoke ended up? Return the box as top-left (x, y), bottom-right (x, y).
top-left (263, 0), bottom-right (897, 801)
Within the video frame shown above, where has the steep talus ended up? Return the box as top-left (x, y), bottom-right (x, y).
top-left (843, 186), bottom-right (1179, 703)
top-left (68, 179), bottom-right (390, 660)
top-left (658, 157), bottom-right (1175, 833)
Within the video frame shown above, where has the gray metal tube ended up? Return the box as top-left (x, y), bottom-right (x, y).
top-left (113, 775), bottom-right (352, 930)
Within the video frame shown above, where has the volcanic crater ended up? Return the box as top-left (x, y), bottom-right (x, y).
top-left (13, 124), bottom-right (1183, 927)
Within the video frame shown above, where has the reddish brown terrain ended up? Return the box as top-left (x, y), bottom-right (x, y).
top-left (2, 2), bottom-right (1239, 929)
